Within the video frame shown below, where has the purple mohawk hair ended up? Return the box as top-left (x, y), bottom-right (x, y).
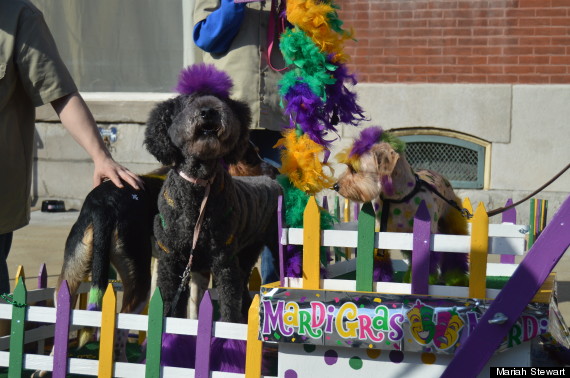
top-left (175, 63), bottom-right (233, 98)
top-left (350, 126), bottom-right (383, 157)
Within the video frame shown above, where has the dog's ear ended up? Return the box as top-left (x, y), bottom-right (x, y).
top-left (144, 96), bottom-right (185, 165)
top-left (223, 98), bottom-right (252, 165)
top-left (371, 143), bottom-right (399, 195)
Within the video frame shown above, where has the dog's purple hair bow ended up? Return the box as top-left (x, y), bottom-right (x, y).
top-left (175, 63), bottom-right (233, 98)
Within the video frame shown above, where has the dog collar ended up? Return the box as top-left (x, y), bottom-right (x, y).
top-left (178, 171), bottom-right (214, 187)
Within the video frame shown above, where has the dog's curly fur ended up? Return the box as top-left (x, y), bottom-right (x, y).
top-left (334, 129), bottom-right (468, 285)
top-left (144, 90), bottom-right (281, 322)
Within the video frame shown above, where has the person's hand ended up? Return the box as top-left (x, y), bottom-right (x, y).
top-left (92, 155), bottom-right (144, 190)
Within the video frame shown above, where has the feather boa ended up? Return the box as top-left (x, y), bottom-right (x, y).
top-left (275, 129), bottom-right (334, 194)
top-left (286, 0), bottom-right (352, 62)
top-left (277, 0), bottom-right (364, 195)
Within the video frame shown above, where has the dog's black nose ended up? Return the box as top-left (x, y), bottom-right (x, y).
top-left (200, 108), bottom-right (217, 121)
top-left (333, 183), bottom-right (340, 192)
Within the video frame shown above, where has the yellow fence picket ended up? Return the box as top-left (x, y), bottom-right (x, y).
top-left (303, 197), bottom-right (321, 290)
top-left (469, 202), bottom-right (489, 299)
top-left (98, 283), bottom-right (117, 378)
top-left (14, 265), bottom-right (24, 286)
top-left (343, 198), bottom-right (352, 259)
top-left (463, 197), bottom-right (473, 223)
top-left (249, 267), bottom-right (262, 291)
top-left (245, 294), bottom-right (262, 378)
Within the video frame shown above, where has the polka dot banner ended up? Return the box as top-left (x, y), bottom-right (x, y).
top-left (324, 349), bottom-right (338, 365)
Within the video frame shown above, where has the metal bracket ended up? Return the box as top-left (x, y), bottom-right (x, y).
top-left (488, 312), bottom-right (508, 325)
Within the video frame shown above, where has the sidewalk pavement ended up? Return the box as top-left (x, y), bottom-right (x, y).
top-left (8, 209), bottom-right (570, 327)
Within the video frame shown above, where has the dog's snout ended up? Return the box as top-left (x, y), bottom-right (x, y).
top-left (200, 108), bottom-right (217, 121)
top-left (333, 183), bottom-right (340, 192)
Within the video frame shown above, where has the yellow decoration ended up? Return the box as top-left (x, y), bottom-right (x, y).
top-left (287, 0), bottom-right (352, 62)
top-left (275, 129), bottom-right (334, 194)
top-left (163, 190), bottom-right (175, 207)
top-left (336, 147), bottom-right (362, 172)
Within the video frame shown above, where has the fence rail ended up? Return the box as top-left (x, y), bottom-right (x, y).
top-left (0, 278), bottom-right (270, 378)
top-left (0, 195), bottom-right (558, 377)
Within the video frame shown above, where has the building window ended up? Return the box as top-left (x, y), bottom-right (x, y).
top-left (392, 131), bottom-right (489, 189)
top-left (35, 0), bottom-right (196, 92)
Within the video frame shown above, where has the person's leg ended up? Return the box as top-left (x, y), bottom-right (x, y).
top-left (0, 232), bottom-right (13, 295)
top-left (261, 246), bottom-right (279, 284)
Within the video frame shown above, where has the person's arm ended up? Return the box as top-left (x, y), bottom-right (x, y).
top-left (193, 0), bottom-right (245, 54)
top-left (51, 92), bottom-right (143, 189)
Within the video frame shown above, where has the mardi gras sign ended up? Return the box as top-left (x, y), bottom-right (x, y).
top-left (259, 287), bottom-right (549, 354)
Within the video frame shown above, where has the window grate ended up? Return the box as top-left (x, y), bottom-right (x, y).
top-left (405, 142), bottom-right (479, 182)
top-left (398, 134), bottom-right (486, 189)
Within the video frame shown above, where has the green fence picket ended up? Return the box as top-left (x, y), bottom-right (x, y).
top-left (8, 278), bottom-right (26, 378)
top-left (529, 198), bottom-right (536, 249)
top-left (145, 287), bottom-right (164, 377)
top-left (356, 202), bottom-right (375, 292)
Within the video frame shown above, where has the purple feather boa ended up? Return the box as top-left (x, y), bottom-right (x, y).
top-left (175, 63), bottom-right (233, 98)
top-left (281, 60), bottom-right (365, 148)
top-left (283, 82), bottom-right (336, 147)
top-left (285, 244), bottom-right (330, 279)
top-left (324, 61), bottom-right (366, 128)
top-left (285, 245), bottom-right (303, 278)
top-left (157, 332), bottom-right (277, 375)
top-left (159, 333), bottom-right (246, 373)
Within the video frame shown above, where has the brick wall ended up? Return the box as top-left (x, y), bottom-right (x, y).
top-left (337, 0), bottom-right (570, 83)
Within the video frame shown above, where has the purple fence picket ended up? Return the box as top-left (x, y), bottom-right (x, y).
top-left (195, 290), bottom-right (214, 377)
top-left (36, 264), bottom-right (48, 310)
top-left (278, 195), bottom-right (285, 286)
top-left (52, 281), bottom-right (71, 378)
top-left (500, 199), bottom-right (516, 264)
top-left (411, 201), bottom-right (431, 295)
top-left (38, 263), bottom-right (47, 290)
top-left (441, 195), bottom-right (570, 378)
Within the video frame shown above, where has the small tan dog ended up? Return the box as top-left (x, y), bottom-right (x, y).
top-left (333, 126), bottom-right (468, 285)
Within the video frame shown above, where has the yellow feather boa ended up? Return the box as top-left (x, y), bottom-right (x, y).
top-left (286, 0), bottom-right (352, 63)
top-left (275, 129), bottom-right (335, 194)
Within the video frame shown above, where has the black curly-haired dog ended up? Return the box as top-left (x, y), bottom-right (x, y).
top-left (144, 64), bottom-right (281, 322)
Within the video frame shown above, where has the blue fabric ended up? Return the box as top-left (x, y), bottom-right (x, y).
top-left (249, 129), bottom-right (282, 169)
top-left (261, 246), bottom-right (279, 284)
top-left (0, 233), bottom-right (13, 295)
top-left (193, 0), bottom-right (245, 54)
